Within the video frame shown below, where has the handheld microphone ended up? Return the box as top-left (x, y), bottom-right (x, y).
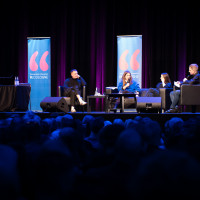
top-left (186, 75), bottom-right (193, 80)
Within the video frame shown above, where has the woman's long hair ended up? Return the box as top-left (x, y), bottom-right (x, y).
top-left (161, 73), bottom-right (171, 84)
top-left (122, 70), bottom-right (133, 86)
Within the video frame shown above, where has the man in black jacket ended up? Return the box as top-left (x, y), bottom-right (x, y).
top-left (166, 63), bottom-right (200, 113)
top-left (64, 69), bottom-right (87, 112)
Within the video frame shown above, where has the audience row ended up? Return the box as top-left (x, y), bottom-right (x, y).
top-left (0, 111), bottom-right (200, 199)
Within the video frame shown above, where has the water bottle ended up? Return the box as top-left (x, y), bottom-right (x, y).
top-left (14, 76), bottom-right (17, 86)
top-left (16, 76), bottom-right (19, 85)
top-left (94, 87), bottom-right (98, 96)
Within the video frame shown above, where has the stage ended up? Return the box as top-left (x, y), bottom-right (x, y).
top-left (1, 110), bottom-right (200, 130)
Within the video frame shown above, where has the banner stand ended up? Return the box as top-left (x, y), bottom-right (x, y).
top-left (117, 35), bottom-right (142, 88)
top-left (27, 37), bottom-right (51, 111)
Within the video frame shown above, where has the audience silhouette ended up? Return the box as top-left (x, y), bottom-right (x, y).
top-left (0, 111), bottom-right (200, 199)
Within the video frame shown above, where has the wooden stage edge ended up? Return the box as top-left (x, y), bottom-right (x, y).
top-left (0, 111), bottom-right (200, 129)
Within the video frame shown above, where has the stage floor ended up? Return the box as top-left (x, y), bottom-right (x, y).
top-left (0, 110), bottom-right (200, 129)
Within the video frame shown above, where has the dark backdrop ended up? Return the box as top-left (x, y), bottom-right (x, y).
top-left (0, 0), bottom-right (200, 97)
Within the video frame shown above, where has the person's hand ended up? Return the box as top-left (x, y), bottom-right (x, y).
top-left (183, 78), bottom-right (187, 82)
top-left (174, 81), bottom-right (181, 88)
top-left (77, 74), bottom-right (80, 78)
top-left (135, 91), bottom-right (139, 95)
top-left (135, 91), bottom-right (139, 97)
top-left (176, 81), bottom-right (181, 86)
top-left (123, 83), bottom-right (130, 90)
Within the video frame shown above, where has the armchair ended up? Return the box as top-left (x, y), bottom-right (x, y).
top-left (180, 84), bottom-right (200, 112)
top-left (58, 85), bottom-right (86, 110)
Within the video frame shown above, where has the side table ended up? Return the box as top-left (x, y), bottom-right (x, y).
top-left (87, 95), bottom-right (106, 112)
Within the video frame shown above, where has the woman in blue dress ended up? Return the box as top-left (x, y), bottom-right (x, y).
top-left (113, 70), bottom-right (140, 109)
top-left (118, 70), bottom-right (140, 93)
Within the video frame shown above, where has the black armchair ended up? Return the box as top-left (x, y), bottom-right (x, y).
top-left (58, 85), bottom-right (86, 109)
top-left (180, 84), bottom-right (200, 112)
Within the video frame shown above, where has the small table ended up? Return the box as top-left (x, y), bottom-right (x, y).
top-left (87, 95), bottom-right (106, 112)
top-left (0, 84), bottom-right (31, 112)
top-left (106, 93), bottom-right (136, 113)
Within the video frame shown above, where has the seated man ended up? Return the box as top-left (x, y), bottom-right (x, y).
top-left (64, 69), bottom-right (87, 113)
top-left (166, 63), bottom-right (200, 113)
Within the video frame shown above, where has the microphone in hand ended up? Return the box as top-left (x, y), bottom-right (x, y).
top-left (186, 75), bottom-right (193, 80)
top-left (126, 79), bottom-right (130, 87)
top-left (126, 82), bottom-right (130, 87)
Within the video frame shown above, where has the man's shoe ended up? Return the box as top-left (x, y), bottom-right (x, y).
top-left (165, 108), bottom-right (178, 113)
top-left (71, 107), bottom-right (76, 113)
top-left (175, 106), bottom-right (181, 113)
top-left (80, 100), bottom-right (87, 106)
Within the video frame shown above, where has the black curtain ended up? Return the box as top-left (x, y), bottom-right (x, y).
top-left (0, 0), bottom-right (200, 97)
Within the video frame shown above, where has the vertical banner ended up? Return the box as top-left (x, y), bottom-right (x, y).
top-left (28, 37), bottom-right (51, 111)
top-left (117, 35), bottom-right (142, 87)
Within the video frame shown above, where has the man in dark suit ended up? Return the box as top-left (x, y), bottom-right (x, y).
top-left (166, 63), bottom-right (200, 113)
top-left (64, 69), bottom-right (87, 112)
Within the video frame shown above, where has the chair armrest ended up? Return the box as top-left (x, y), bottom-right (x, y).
top-left (82, 86), bottom-right (86, 101)
top-left (159, 88), bottom-right (173, 110)
top-left (58, 86), bottom-right (66, 97)
top-left (58, 86), bottom-right (62, 97)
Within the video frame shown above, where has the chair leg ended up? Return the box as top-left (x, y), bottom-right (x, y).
top-left (78, 105), bottom-right (85, 112)
top-left (179, 105), bottom-right (183, 113)
top-left (191, 106), bottom-right (196, 113)
top-left (83, 105), bottom-right (87, 112)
